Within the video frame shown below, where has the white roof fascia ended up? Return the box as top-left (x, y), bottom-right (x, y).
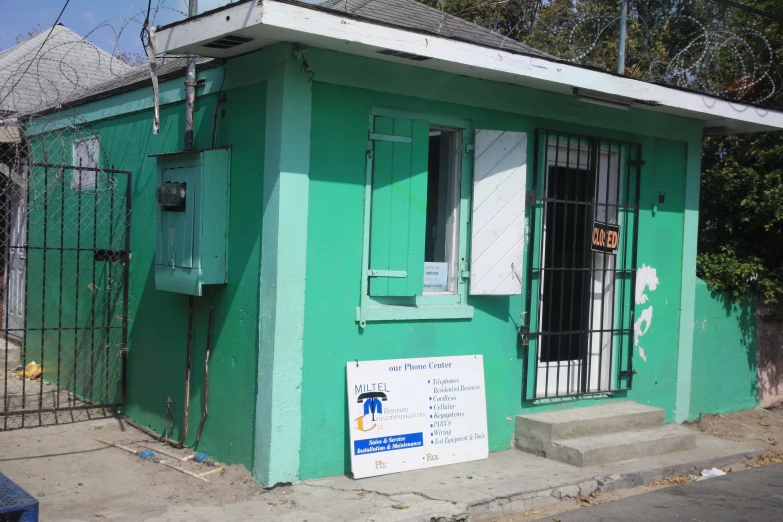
top-left (156, 0), bottom-right (783, 133)
top-left (156, 1), bottom-right (264, 53)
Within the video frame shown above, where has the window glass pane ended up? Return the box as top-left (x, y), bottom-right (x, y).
top-left (423, 128), bottom-right (458, 294)
top-left (72, 138), bottom-right (99, 188)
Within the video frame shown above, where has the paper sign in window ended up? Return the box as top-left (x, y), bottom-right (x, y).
top-left (423, 262), bottom-right (448, 292)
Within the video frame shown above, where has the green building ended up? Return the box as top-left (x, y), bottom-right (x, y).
top-left (17, 0), bottom-right (781, 487)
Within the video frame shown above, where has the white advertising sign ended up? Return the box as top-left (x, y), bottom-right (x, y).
top-left (423, 262), bottom-right (448, 292)
top-left (346, 355), bottom-right (488, 479)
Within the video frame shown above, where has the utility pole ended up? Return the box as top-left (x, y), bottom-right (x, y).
top-left (184, 0), bottom-right (198, 150)
top-left (617, 0), bottom-right (628, 75)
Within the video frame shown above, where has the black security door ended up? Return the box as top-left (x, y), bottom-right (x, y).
top-left (524, 130), bottom-right (641, 399)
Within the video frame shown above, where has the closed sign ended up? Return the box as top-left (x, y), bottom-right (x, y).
top-left (591, 221), bottom-right (620, 255)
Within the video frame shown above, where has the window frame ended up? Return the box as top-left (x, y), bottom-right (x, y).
top-left (424, 125), bottom-right (462, 295)
top-left (71, 137), bottom-right (101, 189)
top-left (356, 107), bottom-right (474, 327)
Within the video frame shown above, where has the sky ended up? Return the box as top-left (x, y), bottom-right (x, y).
top-left (0, 0), bottom-right (236, 55)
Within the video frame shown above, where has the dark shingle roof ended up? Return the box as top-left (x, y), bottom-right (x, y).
top-left (315, 0), bottom-right (551, 58)
top-left (70, 57), bottom-right (213, 105)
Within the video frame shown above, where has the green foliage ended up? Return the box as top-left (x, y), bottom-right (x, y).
top-left (698, 134), bottom-right (783, 303)
top-left (696, 0), bottom-right (783, 302)
top-left (419, 0), bottom-right (737, 84)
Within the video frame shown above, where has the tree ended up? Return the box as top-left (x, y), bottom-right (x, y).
top-left (115, 51), bottom-right (148, 67)
top-left (423, 0), bottom-right (783, 301)
top-left (698, 133), bottom-right (783, 302)
top-left (14, 23), bottom-right (45, 44)
top-left (697, 0), bottom-right (783, 303)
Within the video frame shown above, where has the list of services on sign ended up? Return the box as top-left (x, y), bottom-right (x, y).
top-left (346, 355), bottom-right (488, 479)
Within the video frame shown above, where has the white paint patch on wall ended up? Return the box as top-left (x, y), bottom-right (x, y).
top-left (634, 265), bottom-right (659, 362)
top-left (635, 264), bottom-right (660, 305)
top-left (634, 307), bottom-right (653, 362)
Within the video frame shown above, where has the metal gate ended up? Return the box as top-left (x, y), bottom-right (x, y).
top-left (524, 129), bottom-right (641, 399)
top-left (0, 163), bottom-right (130, 429)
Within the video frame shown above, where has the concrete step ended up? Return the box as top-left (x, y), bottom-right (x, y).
top-left (547, 424), bottom-right (697, 467)
top-left (515, 402), bottom-right (664, 456)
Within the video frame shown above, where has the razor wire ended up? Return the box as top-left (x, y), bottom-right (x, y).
top-left (419, 0), bottom-right (781, 108)
top-left (0, 2), bottom-right (179, 429)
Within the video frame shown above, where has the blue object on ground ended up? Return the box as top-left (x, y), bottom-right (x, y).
top-left (0, 471), bottom-right (39, 522)
top-left (193, 453), bottom-right (209, 463)
top-left (138, 449), bottom-right (156, 460)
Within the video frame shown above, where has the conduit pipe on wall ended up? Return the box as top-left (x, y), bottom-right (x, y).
top-left (180, 295), bottom-right (194, 446)
top-left (194, 304), bottom-right (215, 447)
top-left (211, 87), bottom-right (227, 148)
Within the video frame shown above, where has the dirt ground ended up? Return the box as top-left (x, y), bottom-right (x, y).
top-left (0, 416), bottom-right (275, 521)
top-left (2, 370), bottom-right (103, 430)
top-left (2, 406), bottom-right (783, 522)
top-left (686, 404), bottom-right (783, 450)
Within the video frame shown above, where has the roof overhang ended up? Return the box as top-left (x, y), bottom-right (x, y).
top-left (157, 0), bottom-right (783, 134)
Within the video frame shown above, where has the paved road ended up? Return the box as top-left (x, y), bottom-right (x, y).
top-left (555, 463), bottom-right (783, 521)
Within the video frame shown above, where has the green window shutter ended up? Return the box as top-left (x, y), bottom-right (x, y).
top-left (369, 116), bottom-right (429, 297)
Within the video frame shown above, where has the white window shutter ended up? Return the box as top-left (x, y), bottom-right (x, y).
top-left (470, 130), bottom-right (527, 295)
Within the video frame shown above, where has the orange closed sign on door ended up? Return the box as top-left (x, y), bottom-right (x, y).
top-left (591, 222), bottom-right (620, 255)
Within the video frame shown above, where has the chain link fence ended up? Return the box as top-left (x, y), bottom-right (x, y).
top-left (0, 118), bottom-right (131, 429)
top-left (0, 0), bottom-right (184, 429)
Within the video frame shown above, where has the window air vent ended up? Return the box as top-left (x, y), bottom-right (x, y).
top-left (204, 34), bottom-right (254, 50)
top-left (377, 49), bottom-right (431, 61)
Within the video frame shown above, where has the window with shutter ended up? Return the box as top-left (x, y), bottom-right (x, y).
top-left (368, 116), bottom-right (430, 297)
top-left (356, 109), bottom-right (475, 326)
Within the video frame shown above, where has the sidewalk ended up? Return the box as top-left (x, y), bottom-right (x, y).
top-left (0, 417), bottom-right (762, 522)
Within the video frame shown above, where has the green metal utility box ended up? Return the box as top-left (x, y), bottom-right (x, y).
top-left (153, 147), bottom-right (230, 296)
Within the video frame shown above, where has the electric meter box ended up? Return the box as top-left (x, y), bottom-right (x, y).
top-left (153, 147), bottom-right (230, 296)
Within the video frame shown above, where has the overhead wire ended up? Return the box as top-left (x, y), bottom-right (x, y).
top-left (140, 0), bottom-right (154, 55)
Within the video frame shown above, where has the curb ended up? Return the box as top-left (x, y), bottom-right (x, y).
top-left (595, 448), bottom-right (764, 492)
top-left (457, 448), bottom-right (765, 521)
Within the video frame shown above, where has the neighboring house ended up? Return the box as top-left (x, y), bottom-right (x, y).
top-left (0, 24), bottom-right (130, 115)
top-left (17, 0), bottom-right (783, 486)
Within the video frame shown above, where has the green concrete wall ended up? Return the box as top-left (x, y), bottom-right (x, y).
top-left (27, 83), bottom-right (266, 470)
top-left (690, 279), bottom-right (758, 419)
top-left (300, 60), bottom-right (699, 479)
top-left (22, 44), bottom-right (712, 482)
top-left (253, 54), bottom-right (312, 486)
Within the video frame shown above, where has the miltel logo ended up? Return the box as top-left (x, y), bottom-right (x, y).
top-left (354, 382), bottom-right (389, 432)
